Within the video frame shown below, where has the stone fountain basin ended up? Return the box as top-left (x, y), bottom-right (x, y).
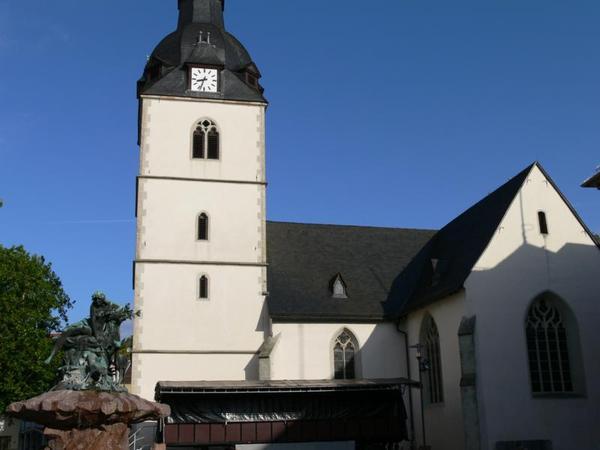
top-left (6, 390), bottom-right (170, 429)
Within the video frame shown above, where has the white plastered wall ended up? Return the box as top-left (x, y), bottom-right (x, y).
top-left (133, 353), bottom-right (260, 402)
top-left (269, 322), bottom-right (407, 381)
top-left (135, 264), bottom-right (266, 351)
top-left (138, 179), bottom-right (264, 262)
top-left (138, 96), bottom-right (266, 182)
top-left (402, 293), bottom-right (467, 450)
top-left (465, 165), bottom-right (600, 450)
top-left (133, 97), bottom-right (268, 400)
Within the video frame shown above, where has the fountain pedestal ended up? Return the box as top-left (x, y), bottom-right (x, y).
top-left (6, 390), bottom-right (170, 450)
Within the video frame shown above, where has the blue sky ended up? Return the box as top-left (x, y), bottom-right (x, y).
top-left (1, 0), bottom-right (599, 325)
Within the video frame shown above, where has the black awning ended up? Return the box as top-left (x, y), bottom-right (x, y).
top-left (156, 379), bottom-right (411, 445)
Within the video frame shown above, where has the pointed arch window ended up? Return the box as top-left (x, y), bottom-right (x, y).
top-left (193, 120), bottom-right (220, 160)
top-left (331, 274), bottom-right (348, 299)
top-left (333, 329), bottom-right (357, 380)
top-left (199, 275), bottom-right (209, 300)
top-left (421, 315), bottom-right (444, 404)
top-left (526, 295), bottom-right (574, 394)
top-left (197, 213), bottom-right (209, 241)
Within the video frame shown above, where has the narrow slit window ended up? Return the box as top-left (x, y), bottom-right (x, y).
top-left (207, 129), bottom-right (220, 159)
top-left (199, 276), bottom-right (209, 300)
top-left (198, 213), bottom-right (209, 241)
top-left (192, 129), bottom-right (205, 159)
top-left (538, 211), bottom-right (549, 235)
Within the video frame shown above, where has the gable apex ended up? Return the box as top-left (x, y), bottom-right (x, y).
top-left (386, 162), bottom-right (537, 317)
top-left (387, 161), bottom-right (599, 318)
top-left (529, 162), bottom-right (599, 249)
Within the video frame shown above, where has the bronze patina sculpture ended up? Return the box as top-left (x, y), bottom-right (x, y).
top-left (45, 292), bottom-right (132, 392)
top-left (6, 292), bottom-right (170, 450)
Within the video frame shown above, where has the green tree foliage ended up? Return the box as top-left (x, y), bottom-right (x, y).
top-left (0, 245), bottom-right (73, 412)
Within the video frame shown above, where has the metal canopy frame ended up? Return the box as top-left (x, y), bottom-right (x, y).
top-left (156, 378), bottom-right (420, 398)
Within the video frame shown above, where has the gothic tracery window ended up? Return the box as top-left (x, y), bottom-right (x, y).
top-left (526, 296), bottom-right (573, 393)
top-left (421, 315), bottom-right (444, 404)
top-left (193, 120), bottom-right (220, 160)
top-left (333, 329), bottom-right (357, 380)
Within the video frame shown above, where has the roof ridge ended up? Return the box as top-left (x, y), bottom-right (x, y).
top-left (266, 220), bottom-right (437, 233)
top-left (441, 162), bottom-right (536, 230)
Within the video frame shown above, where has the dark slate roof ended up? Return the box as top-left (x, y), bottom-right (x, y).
top-left (266, 222), bottom-right (436, 322)
top-left (138, 0), bottom-right (266, 103)
top-left (266, 163), bottom-right (600, 322)
top-left (582, 169), bottom-right (600, 188)
top-left (383, 164), bottom-right (535, 317)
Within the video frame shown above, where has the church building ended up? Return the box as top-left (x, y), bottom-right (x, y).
top-left (132, 1), bottom-right (600, 449)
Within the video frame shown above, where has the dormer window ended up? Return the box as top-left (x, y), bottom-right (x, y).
top-left (331, 274), bottom-right (348, 299)
top-left (147, 62), bottom-right (161, 81)
top-left (245, 72), bottom-right (259, 89)
top-left (242, 63), bottom-right (261, 90)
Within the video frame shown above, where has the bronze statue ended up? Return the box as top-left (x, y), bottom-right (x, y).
top-left (46, 292), bottom-right (133, 392)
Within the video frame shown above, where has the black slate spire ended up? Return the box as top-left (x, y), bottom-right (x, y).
top-left (177, 0), bottom-right (225, 30)
top-left (138, 0), bottom-right (266, 103)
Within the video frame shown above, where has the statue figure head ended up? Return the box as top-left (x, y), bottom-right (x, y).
top-left (92, 291), bottom-right (107, 305)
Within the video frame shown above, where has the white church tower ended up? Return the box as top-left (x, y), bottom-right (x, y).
top-left (132, 0), bottom-right (269, 400)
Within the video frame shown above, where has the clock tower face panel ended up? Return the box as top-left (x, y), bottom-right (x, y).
top-left (190, 67), bottom-right (219, 93)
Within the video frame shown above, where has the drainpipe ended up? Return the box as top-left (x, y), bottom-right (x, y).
top-left (396, 325), bottom-right (416, 449)
top-left (413, 345), bottom-right (427, 449)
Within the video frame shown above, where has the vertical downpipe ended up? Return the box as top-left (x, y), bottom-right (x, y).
top-left (397, 327), bottom-right (416, 448)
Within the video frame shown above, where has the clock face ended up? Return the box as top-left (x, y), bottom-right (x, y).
top-left (190, 67), bottom-right (219, 93)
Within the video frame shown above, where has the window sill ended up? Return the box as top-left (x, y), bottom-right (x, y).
top-left (532, 393), bottom-right (586, 399)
